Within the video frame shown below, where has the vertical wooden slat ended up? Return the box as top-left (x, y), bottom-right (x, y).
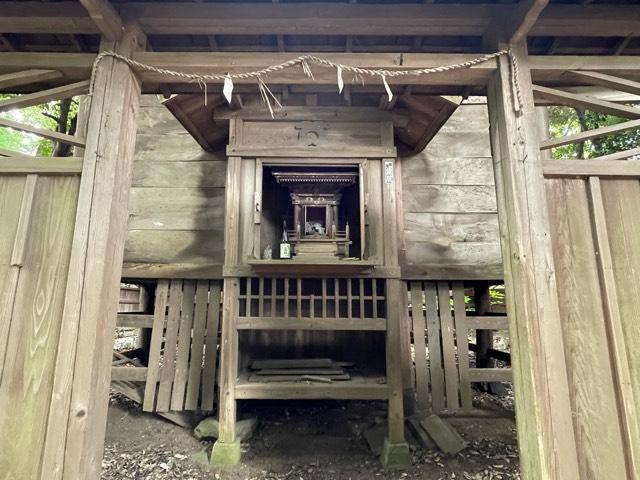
top-left (253, 159), bottom-right (263, 259)
top-left (296, 278), bottom-right (302, 319)
top-left (359, 278), bottom-right (365, 319)
top-left (142, 281), bottom-right (169, 411)
top-left (410, 281), bottom-right (430, 413)
top-left (258, 277), bottom-right (264, 317)
top-left (201, 281), bottom-right (221, 411)
top-left (283, 277), bottom-right (289, 318)
top-left (245, 277), bottom-right (252, 317)
top-left (171, 280), bottom-right (196, 411)
top-left (347, 278), bottom-right (353, 319)
top-left (156, 280), bottom-right (183, 412)
top-left (270, 277), bottom-right (277, 318)
top-left (321, 278), bottom-right (327, 319)
top-left (185, 280), bottom-right (209, 410)
top-left (310, 293), bottom-right (315, 318)
top-left (424, 281), bottom-right (445, 412)
top-left (372, 278), bottom-right (378, 318)
top-left (0, 175), bottom-right (36, 377)
top-left (385, 279), bottom-right (406, 443)
top-left (588, 177), bottom-right (640, 476)
top-left (438, 281), bottom-right (459, 411)
top-left (452, 281), bottom-right (472, 410)
top-left (334, 278), bottom-right (340, 319)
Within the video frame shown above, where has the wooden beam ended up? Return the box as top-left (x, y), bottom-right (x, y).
top-left (111, 366), bottom-right (148, 382)
top-left (542, 159), bottom-right (640, 178)
top-left (540, 119), bottom-right (640, 150)
top-left (78, 0), bottom-right (124, 41)
top-left (532, 85), bottom-right (640, 119)
top-left (564, 70), bottom-right (640, 97)
top-left (41, 25), bottom-right (143, 480)
top-left (0, 80), bottom-right (89, 113)
top-left (591, 146), bottom-right (640, 161)
top-left (487, 42), bottom-right (580, 478)
top-left (507, 0), bottom-right (550, 44)
top-left (0, 157), bottom-right (83, 175)
top-left (0, 147), bottom-right (28, 157)
top-left (0, 117), bottom-right (86, 147)
top-left (1, 3), bottom-right (636, 38)
top-left (116, 313), bottom-right (154, 328)
top-left (0, 69), bottom-right (63, 90)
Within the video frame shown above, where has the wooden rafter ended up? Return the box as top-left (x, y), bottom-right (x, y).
top-left (540, 118), bottom-right (640, 151)
top-left (0, 3), bottom-right (638, 38)
top-left (532, 85), bottom-right (640, 119)
top-left (507, 0), bottom-right (550, 44)
top-left (0, 69), bottom-right (63, 90)
top-left (78, 0), bottom-right (124, 41)
top-left (0, 80), bottom-right (89, 112)
top-left (0, 117), bottom-right (85, 147)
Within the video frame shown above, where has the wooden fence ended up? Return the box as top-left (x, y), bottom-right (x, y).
top-left (140, 279), bottom-right (223, 413)
top-left (406, 280), bottom-right (511, 414)
top-left (544, 173), bottom-right (640, 478)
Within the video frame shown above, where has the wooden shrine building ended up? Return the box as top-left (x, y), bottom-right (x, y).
top-left (0, 1), bottom-right (639, 479)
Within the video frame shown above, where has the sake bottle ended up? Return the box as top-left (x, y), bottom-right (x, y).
top-left (280, 220), bottom-right (291, 259)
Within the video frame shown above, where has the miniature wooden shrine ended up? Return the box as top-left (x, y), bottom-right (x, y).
top-left (273, 170), bottom-right (356, 259)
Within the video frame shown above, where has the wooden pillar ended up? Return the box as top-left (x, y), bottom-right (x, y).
top-left (486, 42), bottom-right (580, 479)
top-left (379, 157), bottom-right (409, 468)
top-left (473, 282), bottom-right (495, 369)
top-left (41, 25), bottom-right (144, 480)
top-left (212, 153), bottom-right (242, 464)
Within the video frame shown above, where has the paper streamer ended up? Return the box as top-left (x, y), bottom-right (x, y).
top-left (382, 76), bottom-right (393, 102)
top-left (223, 75), bottom-right (234, 104)
top-left (337, 66), bottom-right (344, 94)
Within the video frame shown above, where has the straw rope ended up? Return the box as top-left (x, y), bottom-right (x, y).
top-left (89, 49), bottom-right (523, 112)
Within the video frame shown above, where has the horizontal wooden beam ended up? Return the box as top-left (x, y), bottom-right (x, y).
top-left (0, 147), bottom-right (29, 157)
top-left (215, 106), bottom-right (407, 126)
top-left (79, 0), bottom-right (124, 41)
top-left (564, 70), bottom-right (640, 97)
top-left (2, 53), bottom-right (640, 92)
top-left (540, 119), bottom-right (640, 150)
top-left (592, 147), bottom-right (640, 161)
top-left (468, 368), bottom-right (513, 383)
top-left (110, 366), bottom-right (148, 382)
top-left (1, 3), bottom-right (637, 38)
top-left (0, 80), bottom-right (89, 113)
top-left (0, 157), bottom-right (83, 175)
top-left (542, 159), bottom-right (640, 178)
top-left (0, 117), bottom-right (86, 147)
top-left (532, 84), bottom-right (640, 119)
top-left (116, 313), bottom-right (153, 328)
top-left (465, 315), bottom-right (509, 330)
top-left (236, 317), bottom-right (387, 331)
top-left (0, 69), bottom-right (63, 90)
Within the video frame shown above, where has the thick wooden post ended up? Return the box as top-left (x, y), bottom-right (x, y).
top-left (41, 26), bottom-right (143, 480)
top-left (211, 153), bottom-right (242, 464)
top-left (486, 42), bottom-right (580, 479)
top-left (379, 157), bottom-right (410, 469)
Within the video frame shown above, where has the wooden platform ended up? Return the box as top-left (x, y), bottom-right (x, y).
top-left (235, 371), bottom-right (388, 400)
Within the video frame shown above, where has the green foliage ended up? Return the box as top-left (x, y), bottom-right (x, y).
top-left (0, 95), bottom-right (78, 156)
top-left (547, 106), bottom-right (640, 159)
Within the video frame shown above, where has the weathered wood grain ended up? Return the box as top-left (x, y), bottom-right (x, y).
top-left (128, 187), bottom-right (224, 230)
top-left (546, 177), bottom-right (628, 479)
top-left (132, 160), bottom-right (226, 188)
top-left (404, 185), bottom-right (497, 214)
top-left (402, 155), bottom-right (495, 186)
top-left (0, 176), bottom-right (79, 480)
top-left (404, 213), bottom-right (499, 244)
top-left (124, 229), bottom-right (224, 264)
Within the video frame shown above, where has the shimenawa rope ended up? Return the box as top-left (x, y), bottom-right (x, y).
top-left (89, 49), bottom-right (523, 113)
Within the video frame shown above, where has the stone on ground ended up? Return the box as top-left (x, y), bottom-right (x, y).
top-left (419, 414), bottom-right (465, 455)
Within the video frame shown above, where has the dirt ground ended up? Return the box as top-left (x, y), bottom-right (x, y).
top-left (103, 389), bottom-right (519, 480)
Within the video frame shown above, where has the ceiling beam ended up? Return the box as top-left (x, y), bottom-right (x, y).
top-left (1, 52), bottom-right (640, 91)
top-left (78, 0), bottom-right (124, 41)
top-left (507, 0), bottom-right (550, 44)
top-left (0, 3), bottom-right (638, 38)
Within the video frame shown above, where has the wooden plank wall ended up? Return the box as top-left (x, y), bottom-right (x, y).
top-left (0, 173), bottom-right (80, 479)
top-left (545, 174), bottom-right (640, 479)
top-left (401, 101), bottom-right (502, 280)
top-left (143, 279), bottom-right (223, 413)
top-left (123, 95), bottom-right (227, 278)
top-left (406, 280), bottom-right (512, 413)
